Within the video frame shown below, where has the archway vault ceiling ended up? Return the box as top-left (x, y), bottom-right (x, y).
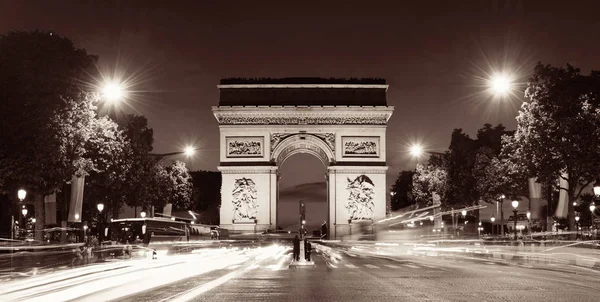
top-left (272, 133), bottom-right (334, 167)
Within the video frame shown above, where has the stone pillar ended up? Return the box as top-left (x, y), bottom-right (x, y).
top-left (269, 168), bottom-right (278, 230)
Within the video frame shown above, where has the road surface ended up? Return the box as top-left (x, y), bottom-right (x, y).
top-left (1, 243), bottom-right (598, 302)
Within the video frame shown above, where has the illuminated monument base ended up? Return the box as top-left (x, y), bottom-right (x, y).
top-left (213, 78), bottom-right (394, 239)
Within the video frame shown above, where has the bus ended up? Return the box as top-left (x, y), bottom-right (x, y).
top-left (109, 218), bottom-right (188, 244)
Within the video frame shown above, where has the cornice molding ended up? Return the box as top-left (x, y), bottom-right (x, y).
top-left (328, 166), bottom-right (388, 174)
top-left (212, 107), bottom-right (394, 125)
top-left (218, 166), bottom-right (278, 174)
top-left (218, 84), bottom-right (389, 90)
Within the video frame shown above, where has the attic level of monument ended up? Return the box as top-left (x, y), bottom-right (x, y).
top-left (218, 77), bottom-right (388, 107)
top-left (212, 106), bottom-right (394, 125)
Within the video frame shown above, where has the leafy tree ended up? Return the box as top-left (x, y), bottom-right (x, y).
top-left (0, 31), bottom-right (132, 240)
top-left (507, 63), bottom-right (600, 235)
top-left (84, 114), bottom-right (154, 218)
top-left (444, 124), bottom-right (514, 209)
top-left (154, 161), bottom-right (193, 210)
top-left (412, 161), bottom-right (448, 207)
top-left (390, 170), bottom-right (415, 211)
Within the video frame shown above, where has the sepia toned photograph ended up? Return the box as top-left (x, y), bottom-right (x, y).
top-left (1, 1), bottom-right (599, 301)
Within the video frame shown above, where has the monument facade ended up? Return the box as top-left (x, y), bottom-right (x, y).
top-left (213, 78), bottom-right (394, 239)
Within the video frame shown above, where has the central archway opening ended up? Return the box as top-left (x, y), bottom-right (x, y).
top-left (277, 153), bottom-right (327, 233)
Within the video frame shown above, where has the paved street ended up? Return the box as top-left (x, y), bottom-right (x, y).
top-left (1, 243), bottom-right (599, 302)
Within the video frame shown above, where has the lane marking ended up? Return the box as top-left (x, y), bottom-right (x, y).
top-left (365, 264), bottom-right (379, 269)
top-left (227, 265), bottom-right (242, 270)
top-left (384, 264), bottom-right (400, 269)
top-left (345, 263), bottom-right (358, 268)
top-left (403, 264), bottom-right (420, 269)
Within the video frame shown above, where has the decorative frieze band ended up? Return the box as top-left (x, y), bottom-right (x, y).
top-left (218, 166), bottom-right (278, 174)
top-left (216, 115), bottom-right (389, 125)
top-left (327, 166), bottom-right (388, 174)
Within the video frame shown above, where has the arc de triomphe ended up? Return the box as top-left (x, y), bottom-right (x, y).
top-left (213, 78), bottom-right (394, 239)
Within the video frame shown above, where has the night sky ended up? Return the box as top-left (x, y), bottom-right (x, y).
top-left (2, 1), bottom-right (600, 216)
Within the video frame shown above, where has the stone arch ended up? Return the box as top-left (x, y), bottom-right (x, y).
top-left (271, 134), bottom-right (335, 167)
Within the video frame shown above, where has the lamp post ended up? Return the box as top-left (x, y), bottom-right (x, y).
top-left (526, 211), bottom-right (531, 238)
top-left (478, 221), bottom-right (482, 238)
top-left (12, 189), bottom-right (27, 240)
top-left (491, 215), bottom-right (496, 237)
top-left (441, 221), bottom-right (445, 239)
top-left (575, 215), bottom-right (580, 240)
top-left (21, 205), bottom-right (28, 238)
top-left (97, 203), bottom-right (104, 240)
top-left (512, 200), bottom-right (519, 241)
top-left (97, 203), bottom-right (105, 261)
top-left (499, 194), bottom-right (505, 237)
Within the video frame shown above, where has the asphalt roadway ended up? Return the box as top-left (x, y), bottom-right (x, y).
top-left (1, 243), bottom-right (599, 302)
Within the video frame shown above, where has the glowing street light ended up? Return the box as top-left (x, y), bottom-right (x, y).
top-left (101, 80), bottom-right (124, 102)
top-left (140, 211), bottom-right (147, 218)
top-left (184, 146), bottom-right (196, 157)
top-left (21, 205), bottom-right (28, 217)
top-left (97, 203), bottom-right (104, 213)
top-left (489, 73), bottom-right (512, 96)
top-left (512, 200), bottom-right (519, 241)
top-left (409, 144), bottom-right (423, 158)
top-left (593, 178), bottom-right (600, 196)
top-left (18, 189), bottom-right (26, 201)
top-left (461, 210), bottom-right (467, 217)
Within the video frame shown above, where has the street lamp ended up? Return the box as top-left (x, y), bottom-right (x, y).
top-left (575, 215), bottom-right (580, 239)
top-left (18, 189), bottom-right (26, 201)
top-left (409, 144), bottom-right (423, 158)
top-left (592, 178), bottom-right (600, 213)
top-left (97, 203), bottom-right (105, 243)
top-left (140, 211), bottom-right (147, 218)
top-left (512, 200), bottom-right (519, 241)
top-left (594, 179), bottom-right (600, 196)
top-left (21, 205), bottom-right (28, 217)
top-left (184, 146), bottom-right (196, 157)
top-left (101, 80), bottom-right (124, 102)
top-left (488, 73), bottom-right (513, 97)
top-left (461, 210), bottom-right (467, 217)
top-left (491, 215), bottom-right (496, 237)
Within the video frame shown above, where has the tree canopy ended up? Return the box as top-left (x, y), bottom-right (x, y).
top-left (505, 63), bottom-right (600, 233)
top-left (390, 170), bottom-right (415, 211)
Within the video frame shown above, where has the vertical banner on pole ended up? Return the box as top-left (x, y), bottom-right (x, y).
top-left (44, 193), bottom-right (57, 225)
top-left (555, 173), bottom-right (569, 218)
top-left (528, 178), bottom-right (543, 220)
top-left (68, 175), bottom-right (85, 222)
top-left (163, 203), bottom-right (173, 217)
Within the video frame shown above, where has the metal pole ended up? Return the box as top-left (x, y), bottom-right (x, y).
top-left (513, 209), bottom-right (518, 241)
top-left (10, 215), bottom-right (14, 240)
